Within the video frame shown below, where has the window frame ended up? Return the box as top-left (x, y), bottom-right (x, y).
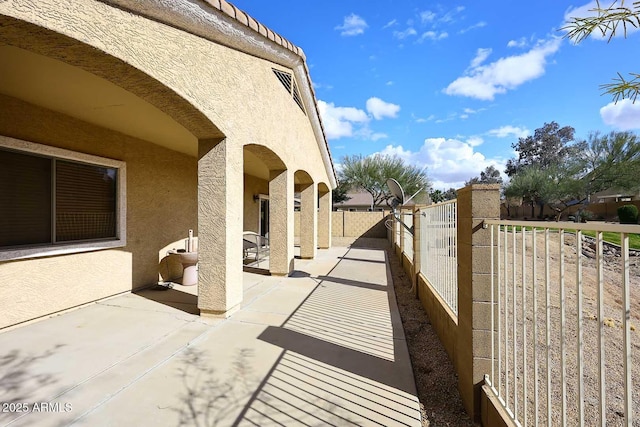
top-left (0, 136), bottom-right (126, 261)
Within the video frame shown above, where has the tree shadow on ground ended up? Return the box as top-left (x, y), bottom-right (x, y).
top-left (0, 345), bottom-right (65, 425)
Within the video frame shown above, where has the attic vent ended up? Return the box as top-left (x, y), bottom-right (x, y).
top-left (272, 68), bottom-right (306, 115)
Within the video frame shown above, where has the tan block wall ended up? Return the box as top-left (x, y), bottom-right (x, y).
top-left (0, 96), bottom-right (197, 329)
top-left (296, 211), bottom-right (388, 238)
top-left (417, 274), bottom-right (458, 364)
top-left (331, 212), bottom-right (344, 237)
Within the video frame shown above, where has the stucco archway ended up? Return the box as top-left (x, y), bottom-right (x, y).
top-left (0, 16), bottom-right (235, 324)
top-left (243, 144), bottom-right (293, 276)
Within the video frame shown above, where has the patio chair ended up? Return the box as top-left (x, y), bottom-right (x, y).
top-left (243, 231), bottom-right (269, 267)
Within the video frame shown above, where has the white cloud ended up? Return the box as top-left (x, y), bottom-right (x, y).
top-left (317, 100), bottom-right (368, 139)
top-left (335, 14), bottom-right (368, 36)
top-left (366, 97), bottom-right (401, 120)
top-left (444, 38), bottom-right (562, 100)
top-left (459, 21), bottom-right (487, 34)
top-left (418, 31), bottom-right (449, 42)
top-left (420, 11), bottom-right (436, 24)
top-left (393, 28), bottom-right (418, 39)
top-left (600, 99), bottom-right (640, 130)
top-left (470, 48), bottom-right (492, 68)
top-left (377, 136), bottom-right (506, 190)
top-left (383, 19), bottom-right (397, 29)
top-left (507, 37), bottom-right (528, 48)
top-left (563, 1), bottom-right (640, 40)
top-left (488, 125), bottom-right (530, 139)
top-left (440, 6), bottom-right (465, 24)
top-left (386, 81), bottom-right (394, 86)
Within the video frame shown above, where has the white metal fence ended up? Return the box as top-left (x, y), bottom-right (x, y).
top-left (419, 200), bottom-right (458, 314)
top-left (484, 220), bottom-right (638, 427)
top-left (403, 211), bottom-right (414, 260)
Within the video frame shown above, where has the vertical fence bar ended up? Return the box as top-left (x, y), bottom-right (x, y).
top-left (512, 226), bottom-right (518, 420)
top-left (560, 229), bottom-right (566, 427)
top-left (621, 233), bottom-right (632, 426)
top-left (505, 225), bottom-right (510, 407)
top-left (522, 227), bottom-right (527, 427)
top-left (532, 228), bottom-right (539, 427)
top-left (545, 228), bottom-right (551, 427)
top-left (596, 231), bottom-right (606, 427)
top-left (576, 230), bottom-right (584, 426)
top-left (498, 225), bottom-right (502, 397)
top-left (491, 224), bottom-right (495, 392)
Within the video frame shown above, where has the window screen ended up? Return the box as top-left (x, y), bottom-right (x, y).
top-left (0, 148), bottom-right (118, 248)
top-left (0, 149), bottom-right (52, 247)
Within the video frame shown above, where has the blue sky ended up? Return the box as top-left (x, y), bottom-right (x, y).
top-left (232, 0), bottom-right (640, 190)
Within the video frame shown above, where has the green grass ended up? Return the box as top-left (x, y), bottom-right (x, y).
top-left (499, 225), bottom-right (640, 250)
top-left (582, 230), bottom-right (640, 250)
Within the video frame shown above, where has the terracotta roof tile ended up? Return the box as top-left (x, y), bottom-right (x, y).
top-left (219, 0), bottom-right (235, 18)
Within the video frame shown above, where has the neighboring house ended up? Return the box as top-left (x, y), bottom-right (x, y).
top-left (333, 191), bottom-right (416, 211)
top-left (0, 0), bottom-right (336, 329)
top-left (590, 188), bottom-right (640, 203)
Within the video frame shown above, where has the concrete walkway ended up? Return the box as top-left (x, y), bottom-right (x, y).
top-left (0, 241), bottom-right (421, 426)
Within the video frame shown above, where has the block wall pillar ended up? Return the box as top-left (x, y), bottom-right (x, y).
top-left (456, 184), bottom-right (500, 420)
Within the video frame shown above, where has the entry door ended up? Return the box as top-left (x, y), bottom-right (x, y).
top-left (259, 197), bottom-right (269, 238)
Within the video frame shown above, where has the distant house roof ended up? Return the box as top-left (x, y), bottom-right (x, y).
top-left (334, 191), bottom-right (415, 209)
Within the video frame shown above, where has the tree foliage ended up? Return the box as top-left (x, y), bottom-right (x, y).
top-left (466, 165), bottom-right (503, 186)
top-left (579, 131), bottom-right (640, 193)
top-left (339, 154), bottom-right (431, 207)
top-left (505, 122), bottom-right (582, 177)
top-left (331, 180), bottom-right (351, 205)
top-left (564, 0), bottom-right (640, 102)
top-left (505, 126), bottom-right (640, 219)
top-left (429, 188), bottom-right (457, 203)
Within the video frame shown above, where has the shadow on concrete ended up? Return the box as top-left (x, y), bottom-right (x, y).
top-left (314, 275), bottom-right (387, 292)
top-left (231, 245), bottom-right (422, 426)
top-left (338, 255), bottom-right (386, 264)
top-left (0, 345), bottom-right (65, 425)
top-left (134, 288), bottom-right (199, 315)
top-left (172, 348), bottom-right (259, 427)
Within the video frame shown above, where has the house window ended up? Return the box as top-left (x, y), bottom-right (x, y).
top-left (0, 136), bottom-right (126, 260)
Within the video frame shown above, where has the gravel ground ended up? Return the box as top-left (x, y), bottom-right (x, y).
top-left (340, 237), bottom-right (478, 426)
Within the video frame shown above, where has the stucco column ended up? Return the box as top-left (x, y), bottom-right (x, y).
top-left (299, 183), bottom-right (317, 259)
top-left (197, 137), bottom-right (243, 317)
top-left (317, 188), bottom-right (331, 249)
top-left (456, 184), bottom-right (500, 420)
top-left (269, 169), bottom-right (294, 275)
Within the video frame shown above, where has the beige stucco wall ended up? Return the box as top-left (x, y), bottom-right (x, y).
top-left (0, 0), bottom-right (331, 185)
top-left (0, 0), bottom-right (335, 326)
top-left (0, 95), bottom-right (198, 329)
top-left (243, 175), bottom-right (268, 233)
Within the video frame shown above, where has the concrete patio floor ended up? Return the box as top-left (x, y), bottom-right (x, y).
top-left (0, 241), bottom-right (422, 426)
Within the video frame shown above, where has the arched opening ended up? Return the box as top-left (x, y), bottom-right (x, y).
top-left (243, 144), bottom-right (290, 274)
top-left (0, 17), bottom-right (223, 326)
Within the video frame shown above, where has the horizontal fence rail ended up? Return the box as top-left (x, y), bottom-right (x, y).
top-left (484, 220), bottom-right (638, 427)
top-left (419, 200), bottom-right (458, 315)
